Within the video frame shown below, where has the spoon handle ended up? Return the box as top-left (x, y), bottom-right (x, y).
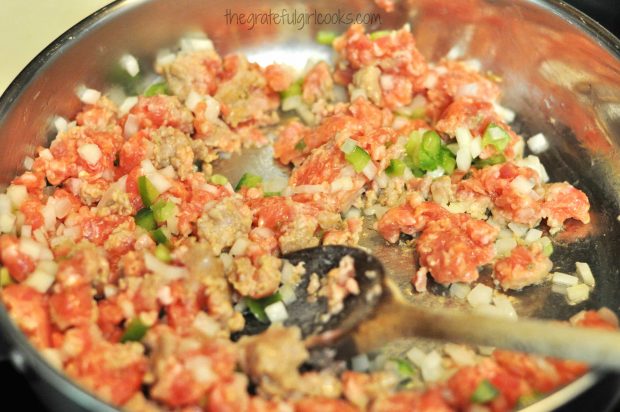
top-left (347, 295), bottom-right (620, 370)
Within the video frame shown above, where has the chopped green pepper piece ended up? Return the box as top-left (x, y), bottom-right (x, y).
top-left (264, 192), bottom-right (281, 197)
top-left (138, 175), bottom-right (159, 207)
top-left (439, 147), bottom-right (456, 175)
top-left (294, 140), bottom-right (307, 151)
top-left (369, 30), bottom-right (391, 40)
top-left (244, 291), bottom-right (283, 323)
top-left (210, 174), bottom-right (228, 186)
top-left (418, 131), bottom-right (442, 171)
top-left (482, 123), bottom-right (510, 153)
top-left (473, 154), bottom-right (507, 168)
top-left (540, 237), bottom-right (554, 257)
top-left (144, 81), bottom-right (169, 97)
top-left (154, 244), bottom-right (172, 263)
top-left (471, 380), bottom-right (499, 404)
top-left (151, 200), bottom-right (175, 223)
top-left (151, 227), bottom-right (170, 245)
top-left (0, 267), bottom-right (12, 287)
top-left (120, 318), bottom-right (149, 343)
top-left (235, 173), bottom-right (263, 191)
top-left (390, 358), bottom-right (415, 377)
top-left (345, 146), bottom-right (371, 173)
top-left (280, 79), bottom-right (303, 100)
top-left (403, 154), bottom-right (424, 177)
top-left (135, 208), bottom-right (157, 231)
top-left (385, 159), bottom-right (406, 177)
top-left (316, 30), bottom-right (338, 45)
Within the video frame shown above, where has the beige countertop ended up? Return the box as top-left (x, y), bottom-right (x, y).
top-left (0, 0), bottom-right (113, 94)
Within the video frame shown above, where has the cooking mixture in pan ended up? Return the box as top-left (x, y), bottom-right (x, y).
top-left (0, 24), bottom-right (616, 411)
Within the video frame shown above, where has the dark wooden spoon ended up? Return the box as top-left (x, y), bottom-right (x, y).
top-left (241, 245), bottom-right (620, 370)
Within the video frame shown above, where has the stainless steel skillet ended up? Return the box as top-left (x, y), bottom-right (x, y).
top-left (0, 0), bottom-right (619, 411)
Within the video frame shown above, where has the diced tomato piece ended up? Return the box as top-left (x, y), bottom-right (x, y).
top-left (0, 235), bottom-right (36, 282)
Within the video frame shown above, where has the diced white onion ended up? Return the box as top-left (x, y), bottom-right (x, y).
top-left (566, 283), bottom-right (590, 304)
top-left (54, 116), bottom-right (68, 133)
top-left (19, 238), bottom-right (42, 260)
top-left (426, 167), bottom-right (445, 179)
top-left (123, 114), bottom-right (140, 138)
top-left (507, 222), bottom-right (528, 237)
top-left (281, 95), bottom-right (302, 112)
top-left (362, 161), bottom-right (378, 180)
top-left (185, 90), bottom-right (203, 111)
top-left (467, 284), bottom-right (493, 307)
top-left (551, 272), bottom-right (579, 287)
top-left (279, 284), bottom-right (297, 304)
top-left (203, 95), bottom-right (221, 122)
top-left (344, 207), bottom-right (362, 219)
top-left (230, 238), bottom-right (250, 256)
top-left (376, 172), bottom-right (389, 189)
top-left (456, 147), bottom-right (471, 171)
top-left (155, 49), bottom-right (176, 67)
top-left (263, 177), bottom-right (288, 194)
top-left (293, 184), bottom-right (327, 194)
top-left (265, 301), bottom-right (288, 323)
top-left (33, 228), bottom-right (47, 245)
top-left (373, 205), bottom-right (389, 219)
top-left (0, 213), bottom-right (16, 234)
top-left (140, 159), bottom-right (156, 174)
top-left (457, 83), bottom-right (479, 98)
top-left (78, 87), bottom-right (101, 105)
top-left (0, 194), bottom-right (11, 214)
top-left (349, 87), bottom-right (367, 101)
top-left (7, 185), bottom-right (28, 208)
top-left (392, 116), bottom-right (410, 130)
top-left (119, 96), bottom-right (139, 116)
top-left (351, 354), bottom-right (370, 372)
top-left (340, 139), bottom-right (358, 155)
top-left (159, 166), bottom-right (176, 179)
top-left (495, 238), bottom-right (517, 256)
top-left (23, 156), bottom-right (34, 171)
top-left (510, 175), bottom-right (535, 195)
top-left (202, 184), bottom-right (218, 195)
top-left (575, 262), bottom-right (595, 287)
top-left (493, 103), bottom-right (516, 123)
top-left (524, 228), bottom-right (542, 243)
top-left (193, 312), bottom-right (221, 337)
top-left (330, 176), bottom-right (353, 192)
top-left (180, 37), bottom-right (214, 52)
top-left (119, 54), bottom-right (140, 77)
top-left (77, 144), bottom-right (102, 166)
top-left (406, 347), bottom-right (427, 368)
top-left (527, 133), bottom-right (549, 154)
top-left (449, 282), bottom-right (471, 299)
top-left (24, 270), bottom-right (55, 293)
top-left (515, 155), bottom-right (549, 183)
top-left (253, 227), bottom-right (274, 239)
top-left (492, 295), bottom-right (518, 320)
top-left (42, 203), bottom-right (56, 230)
top-left (144, 252), bottom-right (188, 280)
top-left (420, 350), bottom-right (443, 382)
top-left (146, 172), bottom-right (172, 194)
top-left (470, 136), bottom-right (482, 159)
top-left (444, 344), bottom-right (476, 366)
